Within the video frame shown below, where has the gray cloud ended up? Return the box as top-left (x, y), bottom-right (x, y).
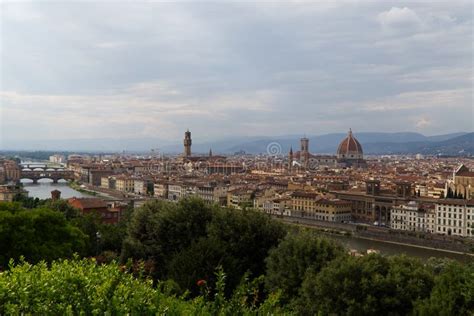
top-left (0, 1), bottom-right (472, 146)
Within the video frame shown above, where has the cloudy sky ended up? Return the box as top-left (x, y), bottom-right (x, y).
top-left (1, 1), bottom-right (472, 147)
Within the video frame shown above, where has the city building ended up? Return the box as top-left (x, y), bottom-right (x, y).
top-left (154, 181), bottom-right (169, 199)
top-left (49, 154), bottom-right (65, 164)
top-left (0, 184), bottom-right (28, 202)
top-left (291, 191), bottom-right (352, 222)
top-left (446, 164), bottom-right (474, 199)
top-left (435, 199), bottom-right (474, 237)
top-left (115, 176), bottom-right (134, 193)
top-left (67, 197), bottom-right (122, 224)
top-left (391, 201), bottom-right (435, 233)
top-left (227, 188), bottom-right (255, 209)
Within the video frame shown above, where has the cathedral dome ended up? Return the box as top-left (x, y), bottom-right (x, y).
top-left (337, 129), bottom-right (363, 160)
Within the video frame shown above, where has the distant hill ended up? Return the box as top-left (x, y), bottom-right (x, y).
top-left (220, 132), bottom-right (471, 155)
top-left (362, 133), bottom-right (474, 155)
top-left (2, 132), bottom-right (471, 156)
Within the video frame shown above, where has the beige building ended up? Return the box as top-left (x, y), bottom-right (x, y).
top-left (196, 183), bottom-right (228, 206)
top-left (115, 176), bottom-right (134, 193)
top-left (227, 188), bottom-right (255, 209)
top-left (291, 191), bottom-right (352, 222)
top-left (154, 181), bottom-right (169, 199)
top-left (262, 197), bottom-right (292, 216)
top-left (0, 184), bottom-right (28, 202)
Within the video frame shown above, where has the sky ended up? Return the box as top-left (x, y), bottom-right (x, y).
top-left (0, 1), bottom-right (473, 147)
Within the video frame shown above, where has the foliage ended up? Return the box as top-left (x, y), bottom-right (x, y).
top-left (12, 194), bottom-right (44, 209)
top-left (265, 230), bottom-right (344, 304)
top-left (297, 254), bottom-right (435, 316)
top-left (204, 207), bottom-right (286, 294)
top-left (414, 261), bottom-right (474, 316)
top-left (121, 198), bottom-right (213, 266)
top-left (0, 258), bottom-right (288, 315)
top-left (0, 204), bottom-right (87, 268)
top-left (43, 199), bottom-right (80, 219)
top-left (122, 198), bottom-right (286, 295)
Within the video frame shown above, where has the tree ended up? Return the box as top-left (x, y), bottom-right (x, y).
top-left (44, 199), bottom-right (80, 219)
top-left (265, 230), bottom-right (344, 304)
top-left (193, 207), bottom-right (286, 295)
top-left (120, 198), bottom-right (215, 278)
top-left (414, 262), bottom-right (474, 315)
top-left (297, 254), bottom-right (434, 316)
top-left (121, 198), bottom-right (286, 295)
top-left (0, 205), bottom-right (87, 268)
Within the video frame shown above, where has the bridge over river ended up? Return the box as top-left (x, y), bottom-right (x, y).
top-left (20, 163), bottom-right (74, 184)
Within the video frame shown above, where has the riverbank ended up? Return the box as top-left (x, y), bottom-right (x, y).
top-left (276, 216), bottom-right (474, 259)
top-left (352, 235), bottom-right (474, 257)
top-left (68, 181), bottom-right (99, 196)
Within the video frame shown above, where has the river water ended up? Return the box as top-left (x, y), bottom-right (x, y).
top-left (21, 180), bottom-right (88, 199)
top-left (327, 234), bottom-right (473, 263)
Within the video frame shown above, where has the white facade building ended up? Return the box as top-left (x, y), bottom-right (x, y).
top-left (435, 200), bottom-right (474, 237)
top-left (391, 201), bottom-right (435, 233)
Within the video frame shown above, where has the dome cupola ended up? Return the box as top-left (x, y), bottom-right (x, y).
top-left (337, 129), bottom-right (363, 160)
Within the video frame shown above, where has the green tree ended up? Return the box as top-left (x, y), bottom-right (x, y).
top-left (44, 199), bottom-right (80, 219)
top-left (0, 205), bottom-right (87, 268)
top-left (205, 207), bottom-right (286, 294)
top-left (414, 261), bottom-right (474, 316)
top-left (166, 207), bottom-right (286, 295)
top-left (297, 254), bottom-right (434, 316)
top-left (120, 198), bottom-right (215, 277)
top-left (265, 230), bottom-right (344, 304)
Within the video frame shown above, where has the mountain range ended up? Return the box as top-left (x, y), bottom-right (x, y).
top-left (1, 132), bottom-right (472, 156)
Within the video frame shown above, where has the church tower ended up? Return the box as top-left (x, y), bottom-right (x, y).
top-left (300, 137), bottom-right (309, 168)
top-left (184, 130), bottom-right (192, 157)
top-left (288, 147), bottom-right (293, 173)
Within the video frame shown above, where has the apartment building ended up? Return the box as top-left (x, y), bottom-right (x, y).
top-left (435, 199), bottom-right (474, 237)
top-left (391, 201), bottom-right (435, 233)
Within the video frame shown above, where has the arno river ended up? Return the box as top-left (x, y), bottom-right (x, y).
top-left (22, 180), bottom-right (472, 263)
top-left (21, 179), bottom-right (88, 199)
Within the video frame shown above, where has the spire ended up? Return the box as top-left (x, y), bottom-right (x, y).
top-left (209, 148), bottom-right (213, 157)
top-left (289, 146), bottom-right (293, 154)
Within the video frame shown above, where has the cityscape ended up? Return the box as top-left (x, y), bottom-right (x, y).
top-left (0, 1), bottom-right (473, 315)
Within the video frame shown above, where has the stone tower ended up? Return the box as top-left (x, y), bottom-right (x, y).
top-left (184, 130), bottom-right (192, 157)
top-left (288, 147), bottom-right (293, 173)
top-left (300, 137), bottom-right (309, 168)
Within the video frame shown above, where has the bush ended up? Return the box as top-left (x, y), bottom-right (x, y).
top-left (0, 258), bottom-right (287, 315)
top-left (265, 230), bottom-right (344, 304)
top-left (0, 204), bottom-right (87, 268)
top-left (297, 254), bottom-right (434, 316)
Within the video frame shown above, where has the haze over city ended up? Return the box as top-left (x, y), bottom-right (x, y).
top-left (1, 1), bottom-right (473, 148)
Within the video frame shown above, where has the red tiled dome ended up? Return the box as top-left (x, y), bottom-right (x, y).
top-left (337, 129), bottom-right (363, 158)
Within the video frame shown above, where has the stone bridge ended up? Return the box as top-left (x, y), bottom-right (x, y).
top-left (20, 170), bottom-right (75, 184)
top-left (20, 164), bottom-right (65, 171)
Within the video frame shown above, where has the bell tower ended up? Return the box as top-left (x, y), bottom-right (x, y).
top-left (288, 147), bottom-right (293, 173)
top-left (300, 137), bottom-right (309, 168)
top-left (184, 129), bottom-right (192, 157)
